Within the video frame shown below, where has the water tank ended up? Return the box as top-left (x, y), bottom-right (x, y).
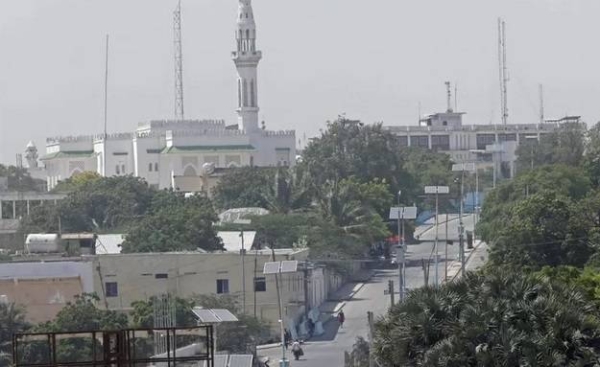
top-left (25, 234), bottom-right (61, 253)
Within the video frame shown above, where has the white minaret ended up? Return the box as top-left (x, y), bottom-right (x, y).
top-left (232, 0), bottom-right (262, 133)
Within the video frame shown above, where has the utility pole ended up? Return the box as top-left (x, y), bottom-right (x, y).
top-left (303, 260), bottom-right (309, 320)
top-left (444, 213), bottom-right (449, 280)
top-left (103, 34), bottom-right (109, 139)
top-left (388, 280), bottom-right (395, 306)
top-left (498, 18), bottom-right (509, 125)
top-left (424, 186), bottom-right (449, 287)
top-left (240, 230), bottom-right (246, 314)
top-left (173, 0), bottom-right (185, 120)
top-left (539, 84), bottom-right (544, 124)
top-left (458, 171), bottom-right (466, 277)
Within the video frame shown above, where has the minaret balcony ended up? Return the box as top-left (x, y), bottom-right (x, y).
top-left (231, 50), bottom-right (262, 59)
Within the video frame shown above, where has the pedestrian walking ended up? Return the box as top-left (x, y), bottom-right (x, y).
top-left (284, 328), bottom-right (291, 349)
top-left (338, 310), bottom-right (345, 328)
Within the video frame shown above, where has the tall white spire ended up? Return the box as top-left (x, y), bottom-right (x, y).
top-left (233, 0), bottom-right (262, 132)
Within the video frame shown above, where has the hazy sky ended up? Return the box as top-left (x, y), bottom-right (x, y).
top-left (1, 0), bottom-right (600, 164)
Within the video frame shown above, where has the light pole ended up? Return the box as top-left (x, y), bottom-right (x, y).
top-left (264, 260), bottom-right (299, 367)
top-left (397, 190), bottom-right (402, 300)
top-left (452, 163), bottom-right (477, 276)
top-left (389, 197), bottom-right (416, 301)
top-left (424, 186), bottom-right (449, 287)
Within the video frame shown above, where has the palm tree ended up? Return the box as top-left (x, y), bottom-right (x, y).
top-left (373, 271), bottom-right (600, 367)
top-left (261, 166), bottom-right (312, 214)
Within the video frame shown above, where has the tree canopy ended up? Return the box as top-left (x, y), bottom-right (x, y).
top-left (374, 271), bottom-right (600, 366)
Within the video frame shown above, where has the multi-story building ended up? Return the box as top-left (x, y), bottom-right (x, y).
top-left (38, 0), bottom-right (295, 191)
top-left (386, 105), bottom-right (570, 178)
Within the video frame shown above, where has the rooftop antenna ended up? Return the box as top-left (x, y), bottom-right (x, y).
top-left (173, 0), bottom-right (185, 121)
top-left (454, 81), bottom-right (458, 112)
top-left (104, 34), bottom-right (109, 138)
top-left (498, 18), bottom-right (509, 125)
top-left (445, 81), bottom-right (453, 113)
top-left (418, 101), bottom-right (422, 124)
top-left (539, 84), bottom-right (544, 124)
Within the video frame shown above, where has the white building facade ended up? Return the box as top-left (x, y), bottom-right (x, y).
top-left (386, 110), bottom-right (568, 178)
top-left (39, 0), bottom-right (295, 191)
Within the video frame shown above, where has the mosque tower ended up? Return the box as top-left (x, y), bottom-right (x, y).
top-left (232, 0), bottom-right (262, 133)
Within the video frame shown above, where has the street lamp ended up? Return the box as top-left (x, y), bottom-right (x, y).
top-left (424, 186), bottom-right (449, 287)
top-left (452, 163), bottom-right (477, 277)
top-left (389, 197), bottom-right (417, 301)
top-left (468, 151), bottom-right (485, 237)
top-left (264, 260), bottom-right (298, 367)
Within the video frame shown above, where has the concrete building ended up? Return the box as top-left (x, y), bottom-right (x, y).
top-left (37, 0), bottom-right (295, 191)
top-left (386, 106), bottom-right (568, 179)
top-left (0, 248), bottom-right (322, 335)
top-left (0, 192), bottom-right (66, 249)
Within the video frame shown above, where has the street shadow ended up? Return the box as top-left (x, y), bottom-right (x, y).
top-left (307, 319), bottom-right (342, 342)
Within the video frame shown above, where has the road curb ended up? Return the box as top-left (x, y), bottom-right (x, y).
top-left (449, 240), bottom-right (485, 281)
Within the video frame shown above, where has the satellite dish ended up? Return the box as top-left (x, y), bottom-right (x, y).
top-left (201, 162), bottom-right (215, 175)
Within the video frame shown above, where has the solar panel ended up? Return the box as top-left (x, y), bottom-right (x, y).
top-left (279, 260), bottom-right (298, 273)
top-left (191, 308), bottom-right (220, 323)
top-left (263, 262), bottom-right (280, 274)
top-left (228, 354), bottom-right (254, 367)
top-left (400, 206), bottom-right (418, 219)
top-left (212, 309), bottom-right (239, 322)
top-left (389, 207), bottom-right (400, 220)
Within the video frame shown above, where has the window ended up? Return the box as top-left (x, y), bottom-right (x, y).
top-left (115, 165), bottom-right (120, 174)
top-left (155, 273), bottom-right (168, 279)
top-left (121, 164), bottom-right (125, 173)
top-left (154, 163), bottom-right (159, 171)
top-left (105, 282), bottom-right (118, 297)
top-left (254, 277), bottom-right (266, 292)
top-left (217, 279), bottom-right (229, 294)
top-left (148, 163), bottom-right (153, 172)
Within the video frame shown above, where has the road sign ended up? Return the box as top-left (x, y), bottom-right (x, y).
top-left (424, 186), bottom-right (450, 194)
top-left (389, 206), bottom-right (417, 220)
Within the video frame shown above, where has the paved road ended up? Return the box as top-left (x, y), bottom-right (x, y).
top-left (260, 214), bottom-right (480, 367)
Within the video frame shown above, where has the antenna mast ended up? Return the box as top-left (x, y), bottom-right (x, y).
top-left (173, 0), bottom-right (185, 121)
top-left (104, 34), bottom-right (109, 138)
top-left (498, 18), bottom-right (508, 125)
top-left (539, 84), bottom-right (544, 124)
top-left (445, 81), bottom-right (453, 113)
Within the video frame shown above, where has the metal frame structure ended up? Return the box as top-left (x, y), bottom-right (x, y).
top-left (12, 326), bottom-right (214, 367)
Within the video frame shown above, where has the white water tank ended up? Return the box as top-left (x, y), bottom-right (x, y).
top-left (25, 234), bottom-right (61, 253)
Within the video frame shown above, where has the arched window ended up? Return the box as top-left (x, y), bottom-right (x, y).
top-left (148, 163), bottom-right (153, 172)
top-left (155, 163), bottom-right (159, 171)
top-left (183, 165), bottom-right (197, 177)
top-left (238, 79), bottom-right (242, 107)
top-left (250, 79), bottom-right (255, 107)
top-left (246, 29), bottom-right (250, 39)
top-left (243, 79), bottom-right (248, 107)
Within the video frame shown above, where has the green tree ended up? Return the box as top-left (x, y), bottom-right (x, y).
top-left (344, 337), bottom-right (370, 367)
top-left (0, 303), bottom-right (30, 367)
top-left (478, 164), bottom-right (591, 243)
top-left (212, 167), bottom-right (275, 210)
top-left (0, 164), bottom-right (43, 192)
top-left (489, 190), bottom-right (591, 269)
top-left (130, 296), bottom-right (197, 329)
top-left (260, 166), bottom-right (312, 214)
top-left (21, 176), bottom-right (155, 233)
top-left (122, 193), bottom-right (222, 253)
top-left (515, 122), bottom-right (586, 173)
top-left (300, 118), bottom-right (413, 201)
top-left (583, 122), bottom-right (600, 187)
top-left (52, 171), bottom-right (102, 193)
top-left (373, 271), bottom-right (600, 366)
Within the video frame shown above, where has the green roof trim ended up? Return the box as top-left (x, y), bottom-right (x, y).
top-left (275, 147), bottom-right (291, 151)
top-left (41, 150), bottom-right (94, 160)
top-left (146, 149), bottom-right (162, 154)
top-left (162, 145), bottom-right (255, 154)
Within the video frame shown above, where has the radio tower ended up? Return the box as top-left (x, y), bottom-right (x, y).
top-left (498, 18), bottom-right (509, 125)
top-left (173, 0), bottom-right (185, 120)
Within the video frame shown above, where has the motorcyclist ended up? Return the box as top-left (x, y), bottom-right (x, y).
top-left (291, 340), bottom-right (303, 360)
